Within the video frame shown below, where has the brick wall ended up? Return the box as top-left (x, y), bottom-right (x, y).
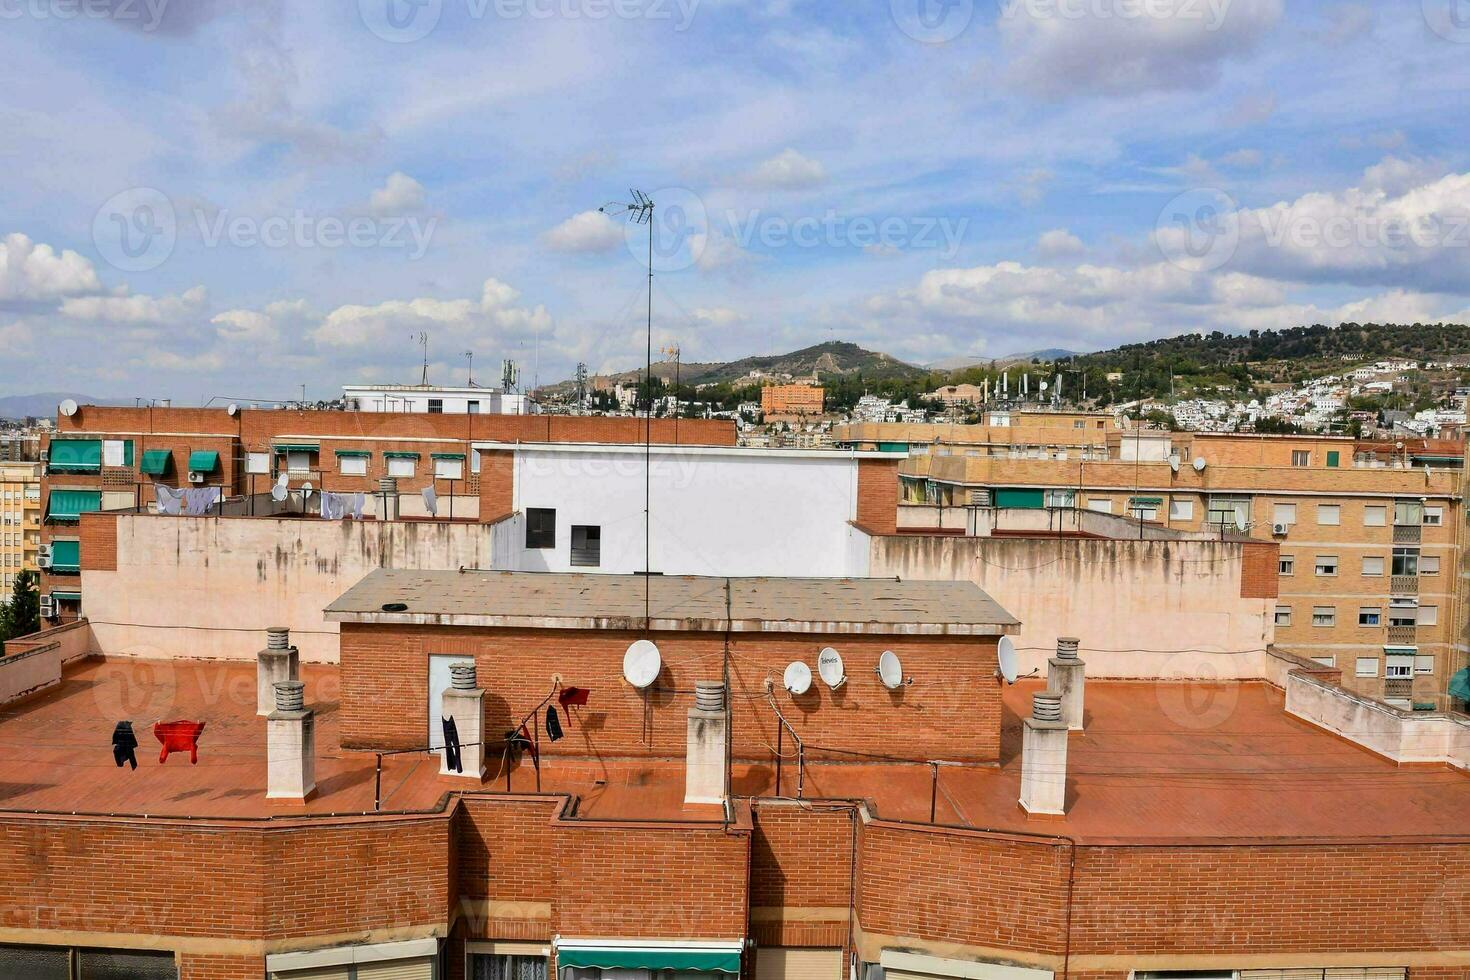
top-left (1239, 541), bottom-right (1280, 599)
top-left (750, 804), bottom-right (853, 946)
top-left (479, 450), bottom-right (515, 523)
top-left (178, 954), bottom-right (263, 980)
top-left (78, 512), bottom-right (118, 572)
top-left (337, 624), bottom-right (1002, 762)
top-left (856, 459), bottom-right (899, 536)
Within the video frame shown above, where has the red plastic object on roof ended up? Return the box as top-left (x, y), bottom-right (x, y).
top-left (154, 720), bottom-right (206, 765)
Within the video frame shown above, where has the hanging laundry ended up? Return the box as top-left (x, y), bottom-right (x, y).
top-left (111, 721), bottom-right (138, 770)
top-left (422, 485), bottom-right (438, 517)
top-left (558, 686), bottom-right (590, 723)
top-left (545, 705), bottom-right (564, 743)
top-left (350, 493), bottom-right (365, 520)
top-left (505, 725), bottom-right (539, 771)
top-left (183, 486), bottom-right (220, 516)
top-left (154, 720), bottom-right (206, 764)
top-left (154, 485), bottom-right (185, 516)
top-left (442, 716), bottom-right (463, 774)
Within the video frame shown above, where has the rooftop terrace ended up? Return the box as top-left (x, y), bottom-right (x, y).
top-left (2, 657), bottom-right (1466, 842)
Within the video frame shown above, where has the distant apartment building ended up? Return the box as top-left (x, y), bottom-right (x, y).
top-left (760, 383), bottom-right (824, 418)
top-left (342, 383), bottom-right (536, 415)
top-left (0, 461), bottom-right (41, 589)
top-left (836, 417), bottom-right (1469, 710)
top-left (929, 383), bottom-right (984, 406)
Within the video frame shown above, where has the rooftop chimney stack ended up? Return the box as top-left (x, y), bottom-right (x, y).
top-left (1049, 637), bottom-right (1086, 731)
top-left (685, 681), bottom-right (729, 805)
top-left (266, 680), bottom-right (316, 802)
top-left (1019, 692), bottom-right (1068, 817)
top-left (440, 662), bottom-right (486, 780)
top-left (257, 627), bottom-right (299, 716)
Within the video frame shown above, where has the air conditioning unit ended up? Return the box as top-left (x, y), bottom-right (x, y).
top-left (38, 449), bottom-right (48, 463)
top-left (188, 471), bottom-right (205, 484)
top-left (36, 555), bottom-right (51, 570)
top-left (38, 596), bottom-right (55, 619)
top-left (1272, 523), bottom-right (1290, 537)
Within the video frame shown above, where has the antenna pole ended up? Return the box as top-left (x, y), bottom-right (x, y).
top-left (645, 201), bottom-right (654, 627)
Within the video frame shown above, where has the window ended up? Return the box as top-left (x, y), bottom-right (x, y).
top-left (1364, 505), bottom-right (1387, 527)
top-left (1386, 656), bottom-right (1415, 680)
top-left (1389, 600), bottom-right (1419, 628)
top-left (1326, 450), bottom-right (1341, 467)
top-left (1312, 606), bottom-right (1336, 627)
top-left (1425, 506), bottom-right (1444, 526)
top-left (1359, 607), bottom-right (1382, 626)
top-left (1168, 498), bottom-right (1193, 521)
top-left (1416, 655), bottom-right (1436, 675)
top-left (468, 400), bottom-right (481, 414)
top-left (1362, 555), bottom-right (1385, 577)
top-left (471, 953), bottom-right (549, 980)
top-left (1420, 605), bottom-right (1439, 626)
top-left (286, 451), bottom-right (312, 475)
top-left (1279, 555), bottom-right (1295, 576)
top-left (1313, 656), bottom-right (1337, 668)
top-left (387, 456), bottom-right (416, 478)
top-left (1086, 498), bottom-right (1113, 514)
top-left (246, 452), bottom-right (271, 475)
top-left (1421, 554), bottom-right (1441, 575)
top-left (1291, 450), bottom-right (1311, 467)
top-left (434, 456), bottom-right (465, 480)
top-left (427, 398), bottom-right (444, 414)
top-left (0, 945), bottom-right (178, 980)
top-left (1395, 499), bottom-right (1424, 526)
top-left (1274, 605), bottom-right (1292, 627)
top-left (1045, 489), bottom-right (1076, 508)
top-left (1129, 498), bottom-right (1160, 521)
top-left (1317, 504), bottom-right (1340, 526)
top-left (525, 508), bottom-right (556, 549)
top-left (471, 449), bottom-right (482, 474)
top-left (1392, 547), bottom-right (1419, 577)
top-left (1207, 495), bottom-right (1250, 528)
top-left (570, 525), bottom-right (601, 567)
top-left (1273, 503), bottom-right (1297, 525)
top-left (1315, 555), bottom-right (1338, 576)
top-left (102, 439), bottom-right (130, 468)
top-left (339, 455), bottom-right (368, 477)
top-left (1356, 657), bottom-right (1379, 677)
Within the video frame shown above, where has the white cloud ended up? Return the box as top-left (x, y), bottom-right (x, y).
top-left (1219, 149), bottom-right (1264, 169)
top-left (692, 306), bottom-right (744, 327)
top-left (543, 210), bottom-right (624, 254)
top-left (1037, 229), bottom-right (1084, 259)
top-left (746, 148), bottom-right (828, 189)
top-left (312, 278), bottom-right (551, 349)
top-left (0, 233), bottom-right (102, 301)
top-left (61, 286), bottom-right (208, 324)
top-left (212, 309), bottom-right (277, 344)
top-left (368, 172), bottom-right (427, 216)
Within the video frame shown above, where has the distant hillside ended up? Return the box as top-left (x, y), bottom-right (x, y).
top-left (559, 341), bottom-right (927, 391)
top-left (0, 391), bottom-right (118, 420)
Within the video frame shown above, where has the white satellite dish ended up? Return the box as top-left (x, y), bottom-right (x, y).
top-left (226, 403), bottom-right (239, 417)
top-left (817, 647), bottom-right (846, 689)
top-left (301, 481), bottom-right (314, 501)
top-left (623, 639), bottom-right (661, 689)
top-left (783, 661), bottom-right (812, 696)
top-left (58, 399), bottom-right (78, 417)
top-left (876, 651), bottom-right (908, 690)
top-left (1168, 453), bottom-right (1181, 473)
top-left (1235, 512), bottom-right (1248, 533)
top-left (997, 636), bottom-right (1020, 684)
top-left (270, 483), bottom-right (288, 502)
top-left (1192, 457), bottom-right (1207, 472)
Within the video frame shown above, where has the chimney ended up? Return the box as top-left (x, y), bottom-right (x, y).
top-left (256, 627), bottom-right (299, 716)
top-left (1019, 692), bottom-right (1067, 817)
top-left (440, 662), bottom-right (486, 779)
top-left (1048, 637), bottom-right (1086, 731)
top-left (266, 680), bottom-right (316, 802)
top-left (378, 476), bottom-right (400, 521)
top-left (685, 681), bottom-right (728, 805)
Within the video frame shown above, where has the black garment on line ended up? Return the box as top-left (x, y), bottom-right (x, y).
top-left (111, 721), bottom-right (138, 770)
top-left (545, 705), bottom-right (564, 743)
top-left (441, 716), bottom-right (463, 774)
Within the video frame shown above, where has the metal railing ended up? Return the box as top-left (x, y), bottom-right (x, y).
top-left (1387, 625), bottom-right (1418, 645)
top-left (1391, 575), bottom-right (1420, 595)
top-left (1393, 524), bottom-right (1422, 545)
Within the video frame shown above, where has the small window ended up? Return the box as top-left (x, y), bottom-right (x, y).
top-left (1395, 500), bottom-right (1424, 526)
top-left (1326, 450), bottom-right (1340, 467)
top-left (1392, 547), bottom-right (1419, 577)
top-left (1087, 498), bottom-right (1113, 514)
top-left (103, 439), bottom-right (128, 467)
top-left (471, 449), bottom-right (482, 474)
top-left (1359, 607), bottom-right (1381, 626)
top-left (387, 456), bottom-right (416, 478)
top-left (1279, 555), bottom-right (1295, 576)
top-left (1362, 555), bottom-right (1385, 577)
top-left (1291, 450), bottom-right (1311, 467)
top-left (1313, 656), bottom-right (1337, 668)
top-left (526, 508), bottom-right (556, 549)
top-left (1421, 554), bottom-right (1441, 575)
top-left (1420, 605), bottom-right (1439, 626)
top-left (1317, 504), bottom-right (1340, 526)
top-left (1045, 489), bottom-right (1075, 508)
top-left (1389, 601), bottom-right (1419, 628)
top-left (1315, 556), bottom-right (1338, 576)
top-left (246, 452), bottom-right (271, 475)
top-left (427, 398), bottom-right (444, 414)
top-left (1274, 605), bottom-right (1292, 627)
top-left (1424, 506), bottom-right (1444, 526)
top-left (434, 457), bottom-right (464, 480)
top-left (287, 451), bottom-right (312, 475)
top-left (1416, 655), bottom-right (1436, 675)
top-left (1313, 606), bottom-right (1336, 627)
top-left (1273, 503), bottom-right (1297, 525)
top-left (570, 525), bottom-right (601, 567)
top-left (1356, 657), bottom-right (1379, 677)
top-left (339, 455), bottom-right (368, 477)
top-left (471, 953), bottom-right (549, 980)
top-left (1168, 498), bottom-right (1193, 521)
top-left (1364, 505), bottom-right (1387, 527)
top-left (1386, 656), bottom-right (1414, 680)
top-left (467, 400), bottom-right (481, 414)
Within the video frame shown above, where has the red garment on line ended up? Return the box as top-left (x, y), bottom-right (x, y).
top-left (154, 720), bottom-right (206, 764)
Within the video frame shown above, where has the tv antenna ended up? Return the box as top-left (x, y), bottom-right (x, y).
top-left (600, 188), bottom-right (657, 623)
top-left (413, 331), bottom-right (429, 385)
top-left (464, 351), bottom-right (475, 386)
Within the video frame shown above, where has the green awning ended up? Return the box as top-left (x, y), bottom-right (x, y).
top-left (877, 441), bottom-right (910, 453)
top-left (46, 490), bottom-right (101, 523)
top-left (993, 488), bottom-right (1045, 509)
top-left (1450, 668), bottom-right (1470, 703)
top-left (430, 452), bottom-right (465, 460)
top-left (334, 449), bottom-right (372, 458)
top-left (1384, 645), bottom-right (1419, 656)
top-left (48, 439), bottom-right (101, 472)
top-left (556, 947), bottom-right (741, 974)
top-left (384, 451), bottom-right (421, 459)
top-left (1130, 496), bottom-right (1164, 507)
top-left (188, 450), bottom-right (219, 473)
top-left (273, 443), bottom-right (319, 453)
top-left (49, 540), bottom-right (80, 574)
top-left (49, 590), bottom-right (81, 602)
top-left (140, 450), bottom-right (172, 476)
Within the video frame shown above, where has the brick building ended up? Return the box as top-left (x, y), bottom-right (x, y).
top-left (0, 460), bottom-right (41, 589)
top-left (761, 385), bottom-right (825, 420)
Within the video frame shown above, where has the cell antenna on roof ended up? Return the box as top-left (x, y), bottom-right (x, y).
top-left (413, 331), bottom-right (430, 385)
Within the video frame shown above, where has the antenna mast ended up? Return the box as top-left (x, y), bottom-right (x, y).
top-left (412, 331), bottom-right (430, 385)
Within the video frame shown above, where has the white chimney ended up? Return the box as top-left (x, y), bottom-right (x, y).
top-left (257, 627), bottom-right (299, 716)
top-left (1048, 637), bottom-right (1086, 732)
top-left (266, 680), bottom-right (316, 802)
top-left (1019, 692), bottom-right (1067, 817)
top-left (685, 681), bottom-right (728, 805)
top-left (440, 662), bottom-right (486, 780)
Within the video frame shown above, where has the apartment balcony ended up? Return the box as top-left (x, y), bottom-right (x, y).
top-left (1393, 524), bottom-right (1422, 545)
top-left (1387, 625), bottom-right (1418, 646)
top-left (1384, 678), bottom-right (1414, 701)
top-left (1391, 575), bottom-right (1419, 595)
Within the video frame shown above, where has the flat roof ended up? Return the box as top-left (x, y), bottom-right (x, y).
top-left (325, 569), bottom-right (1019, 635)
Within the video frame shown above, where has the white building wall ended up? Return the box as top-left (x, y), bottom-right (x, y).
top-left (343, 386), bottom-right (535, 415)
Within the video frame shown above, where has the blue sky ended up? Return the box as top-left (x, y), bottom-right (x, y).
top-left (3, 0), bottom-right (1470, 401)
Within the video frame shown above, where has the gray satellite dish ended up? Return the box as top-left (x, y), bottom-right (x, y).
top-left (1235, 512), bottom-right (1248, 532)
top-left (226, 403), bottom-right (239, 417)
top-left (997, 636), bottom-right (1020, 684)
top-left (817, 647), bottom-right (846, 689)
top-left (270, 473), bottom-right (288, 502)
top-left (301, 481), bottom-right (314, 500)
top-left (1168, 453), bottom-right (1181, 473)
top-left (58, 399), bottom-right (78, 417)
top-left (623, 639), bottom-right (661, 689)
top-left (1192, 457), bottom-right (1207, 472)
top-left (783, 661), bottom-right (812, 696)
top-left (876, 651), bottom-right (908, 690)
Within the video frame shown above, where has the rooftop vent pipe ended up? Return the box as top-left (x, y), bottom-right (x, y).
top-left (695, 681), bottom-right (727, 712)
top-left (266, 680), bottom-right (315, 802)
top-left (274, 680), bottom-right (305, 713)
top-left (685, 680), bottom-right (728, 806)
top-left (257, 627), bottom-right (300, 717)
top-left (450, 663), bottom-right (478, 691)
top-left (1048, 636), bottom-right (1086, 731)
top-left (1019, 690), bottom-right (1067, 817)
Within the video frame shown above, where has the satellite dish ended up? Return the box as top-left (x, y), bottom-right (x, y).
top-left (623, 639), bottom-right (661, 689)
top-left (1168, 452), bottom-right (1181, 473)
top-left (59, 399), bottom-right (78, 417)
top-left (1235, 512), bottom-right (1248, 533)
top-left (783, 661), bottom-right (813, 696)
top-left (270, 482), bottom-right (288, 502)
top-left (1192, 457), bottom-right (1207, 472)
top-left (997, 636), bottom-right (1019, 684)
top-left (876, 651), bottom-right (908, 690)
top-left (301, 481), bottom-right (314, 500)
top-left (226, 403), bottom-right (239, 417)
top-left (817, 647), bottom-right (846, 689)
